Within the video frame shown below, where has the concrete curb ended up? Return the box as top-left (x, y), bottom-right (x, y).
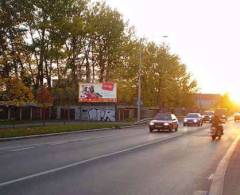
top-left (208, 135), bottom-right (240, 195)
top-left (0, 124), bottom-right (144, 142)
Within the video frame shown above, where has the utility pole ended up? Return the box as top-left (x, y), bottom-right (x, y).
top-left (137, 41), bottom-right (142, 121)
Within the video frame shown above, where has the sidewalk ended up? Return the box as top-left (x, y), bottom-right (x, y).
top-left (223, 138), bottom-right (240, 195)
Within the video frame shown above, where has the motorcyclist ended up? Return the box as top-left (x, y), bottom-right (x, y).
top-left (211, 113), bottom-right (224, 135)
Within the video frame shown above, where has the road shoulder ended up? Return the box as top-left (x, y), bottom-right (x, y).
top-left (222, 135), bottom-right (240, 195)
top-left (209, 135), bottom-right (240, 195)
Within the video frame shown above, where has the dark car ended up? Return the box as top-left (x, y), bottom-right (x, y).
top-left (149, 113), bottom-right (179, 133)
top-left (202, 111), bottom-right (214, 123)
top-left (183, 113), bottom-right (203, 127)
top-left (234, 112), bottom-right (240, 122)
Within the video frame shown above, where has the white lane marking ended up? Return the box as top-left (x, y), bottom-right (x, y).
top-left (193, 191), bottom-right (208, 195)
top-left (0, 143), bottom-right (48, 151)
top-left (10, 147), bottom-right (34, 152)
top-left (209, 135), bottom-right (240, 195)
top-left (49, 132), bottom-right (147, 146)
top-left (0, 134), bottom-right (181, 188)
top-left (208, 174), bottom-right (214, 180)
top-left (0, 126), bottom-right (208, 187)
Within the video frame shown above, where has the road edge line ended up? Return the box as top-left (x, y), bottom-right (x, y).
top-left (208, 135), bottom-right (240, 195)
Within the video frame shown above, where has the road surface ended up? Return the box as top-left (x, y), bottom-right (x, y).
top-left (0, 122), bottom-right (239, 195)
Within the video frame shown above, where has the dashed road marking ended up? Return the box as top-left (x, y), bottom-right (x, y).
top-left (193, 191), bottom-right (208, 195)
top-left (10, 146), bottom-right (34, 152)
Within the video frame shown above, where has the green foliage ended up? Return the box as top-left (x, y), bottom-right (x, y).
top-left (36, 86), bottom-right (53, 108)
top-left (52, 81), bottom-right (78, 106)
top-left (0, 0), bottom-right (198, 109)
top-left (215, 93), bottom-right (236, 113)
top-left (114, 41), bottom-right (197, 108)
top-left (0, 78), bottom-right (33, 106)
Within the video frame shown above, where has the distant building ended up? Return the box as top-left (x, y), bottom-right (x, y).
top-left (193, 93), bottom-right (221, 110)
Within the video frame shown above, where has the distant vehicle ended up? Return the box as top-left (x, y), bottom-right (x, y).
top-left (234, 112), bottom-right (240, 122)
top-left (215, 108), bottom-right (227, 123)
top-left (183, 113), bottom-right (203, 127)
top-left (202, 111), bottom-right (214, 123)
top-left (149, 113), bottom-right (179, 133)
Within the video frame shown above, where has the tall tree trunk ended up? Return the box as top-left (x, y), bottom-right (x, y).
top-left (99, 55), bottom-right (105, 82)
top-left (71, 37), bottom-right (77, 82)
top-left (38, 28), bottom-right (46, 87)
top-left (45, 58), bottom-right (52, 88)
top-left (57, 58), bottom-right (61, 80)
top-left (86, 55), bottom-right (91, 83)
top-left (8, 29), bottom-right (18, 78)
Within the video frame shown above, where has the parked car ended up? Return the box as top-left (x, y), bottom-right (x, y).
top-left (202, 111), bottom-right (214, 123)
top-left (234, 112), bottom-right (240, 122)
top-left (149, 113), bottom-right (179, 133)
top-left (183, 113), bottom-right (203, 127)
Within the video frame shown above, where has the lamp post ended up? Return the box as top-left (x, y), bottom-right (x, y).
top-left (137, 40), bottom-right (142, 121)
top-left (161, 35), bottom-right (168, 48)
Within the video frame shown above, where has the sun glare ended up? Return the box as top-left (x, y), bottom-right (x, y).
top-left (229, 91), bottom-right (240, 105)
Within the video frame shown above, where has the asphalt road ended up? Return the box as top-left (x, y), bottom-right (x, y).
top-left (0, 122), bottom-right (238, 195)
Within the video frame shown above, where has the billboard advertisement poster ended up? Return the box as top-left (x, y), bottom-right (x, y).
top-left (79, 82), bottom-right (117, 103)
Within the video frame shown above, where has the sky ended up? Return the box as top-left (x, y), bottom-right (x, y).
top-left (103, 0), bottom-right (240, 100)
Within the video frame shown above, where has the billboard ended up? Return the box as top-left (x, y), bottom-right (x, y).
top-left (79, 82), bottom-right (117, 103)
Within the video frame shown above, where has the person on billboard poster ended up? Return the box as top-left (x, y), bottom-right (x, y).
top-left (80, 85), bottom-right (103, 99)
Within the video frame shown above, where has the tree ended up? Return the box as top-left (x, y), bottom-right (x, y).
top-left (0, 0), bottom-right (29, 80)
top-left (52, 80), bottom-right (78, 123)
top-left (112, 40), bottom-right (197, 109)
top-left (216, 93), bottom-right (236, 114)
top-left (2, 78), bottom-right (33, 120)
top-left (0, 0), bottom-right (198, 115)
top-left (36, 85), bottom-right (53, 125)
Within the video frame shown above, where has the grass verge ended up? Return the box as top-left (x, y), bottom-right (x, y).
top-left (0, 122), bottom-right (132, 138)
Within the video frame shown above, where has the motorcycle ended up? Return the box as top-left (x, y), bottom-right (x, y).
top-left (210, 126), bottom-right (223, 141)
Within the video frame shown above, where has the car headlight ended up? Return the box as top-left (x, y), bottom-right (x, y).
top-left (164, 122), bottom-right (169, 126)
top-left (194, 119), bottom-right (198, 123)
top-left (149, 121), bottom-right (155, 126)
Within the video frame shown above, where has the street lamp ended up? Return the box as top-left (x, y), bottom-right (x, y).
top-left (161, 35), bottom-right (168, 48)
top-left (137, 40), bottom-right (143, 121)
